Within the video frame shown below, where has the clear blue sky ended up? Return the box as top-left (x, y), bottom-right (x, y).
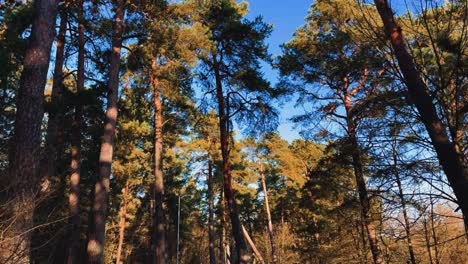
top-left (245, 0), bottom-right (313, 142)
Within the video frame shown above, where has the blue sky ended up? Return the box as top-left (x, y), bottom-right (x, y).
top-left (245, 0), bottom-right (313, 142)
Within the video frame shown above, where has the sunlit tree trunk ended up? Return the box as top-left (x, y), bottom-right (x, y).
top-left (208, 158), bottom-right (217, 264)
top-left (219, 187), bottom-right (229, 264)
top-left (213, 54), bottom-right (249, 263)
top-left (259, 162), bottom-right (277, 263)
top-left (373, 0), bottom-right (468, 228)
top-left (241, 225), bottom-right (264, 263)
top-left (65, 1), bottom-right (85, 262)
top-left (116, 180), bottom-right (129, 264)
top-left (1, 0), bottom-right (58, 262)
top-left (87, 1), bottom-right (125, 262)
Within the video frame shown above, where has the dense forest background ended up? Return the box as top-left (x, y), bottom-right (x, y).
top-left (0, 0), bottom-right (467, 263)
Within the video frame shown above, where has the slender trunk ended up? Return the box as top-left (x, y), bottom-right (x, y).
top-left (350, 133), bottom-right (382, 264)
top-left (423, 218), bottom-right (434, 264)
top-left (1, 0), bottom-right (58, 262)
top-left (430, 199), bottom-right (440, 264)
top-left (152, 82), bottom-right (166, 264)
top-left (66, 1), bottom-right (85, 262)
top-left (116, 180), bottom-right (129, 264)
top-left (391, 144), bottom-right (416, 264)
top-left (358, 219), bottom-right (368, 263)
top-left (341, 76), bottom-right (384, 264)
top-left (343, 87), bottom-right (383, 264)
top-left (259, 162), bottom-right (277, 263)
top-left (86, 1), bottom-right (125, 262)
top-left (241, 225), bottom-right (264, 264)
top-left (208, 159), bottom-right (217, 264)
top-left (213, 55), bottom-right (249, 263)
top-left (40, 0), bottom-right (68, 189)
top-left (280, 198), bottom-right (284, 226)
top-left (219, 187), bottom-right (228, 264)
top-left (374, 0), bottom-right (468, 228)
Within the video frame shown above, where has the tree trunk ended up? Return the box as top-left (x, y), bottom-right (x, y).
top-left (213, 55), bottom-right (250, 264)
top-left (116, 180), bottom-right (129, 264)
top-left (391, 144), bottom-right (416, 264)
top-left (40, 0), bottom-right (68, 189)
top-left (1, 0), bottom-right (58, 263)
top-left (152, 82), bottom-right (166, 264)
top-left (429, 198), bottom-right (440, 264)
top-left (86, 1), bottom-right (125, 262)
top-left (350, 132), bottom-right (383, 264)
top-left (259, 162), bottom-right (277, 263)
top-left (66, 1), bottom-right (85, 262)
top-left (208, 159), bottom-right (217, 264)
top-left (342, 76), bottom-right (383, 264)
top-left (373, 0), bottom-right (468, 228)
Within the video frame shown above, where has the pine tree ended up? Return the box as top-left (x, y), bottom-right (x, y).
top-left (194, 0), bottom-right (277, 261)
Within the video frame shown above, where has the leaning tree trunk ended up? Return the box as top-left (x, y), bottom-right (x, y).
top-left (1, 0), bottom-right (58, 263)
top-left (151, 81), bottom-right (166, 264)
top-left (373, 0), bottom-right (468, 228)
top-left (213, 56), bottom-right (250, 264)
top-left (259, 162), bottom-right (277, 263)
top-left (86, 1), bottom-right (125, 263)
top-left (66, 1), bottom-right (85, 262)
top-left (208, 158), bottom-right (217, 264)
top-left (241, 225), bottom-right (264, 264)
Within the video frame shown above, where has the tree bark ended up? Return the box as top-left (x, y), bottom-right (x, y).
top-left (259, 162), bottom-right (277, 263)
top-left (213, 54), bottom-right (250, 264)
top-left (151, 81), bottom-right (166, 264)
top-left (208, 159), bottom-right (217, 264)
top-left (86, 1), bottom-right (125, 263)
top-left (66, 1), bottom-right (85, 262)
top-left (373, 0), bottom-right (468, 228)
top-left (1, 0), bottom-right (59, 263)
top-left (116, 180), bottom-right (129, 264)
